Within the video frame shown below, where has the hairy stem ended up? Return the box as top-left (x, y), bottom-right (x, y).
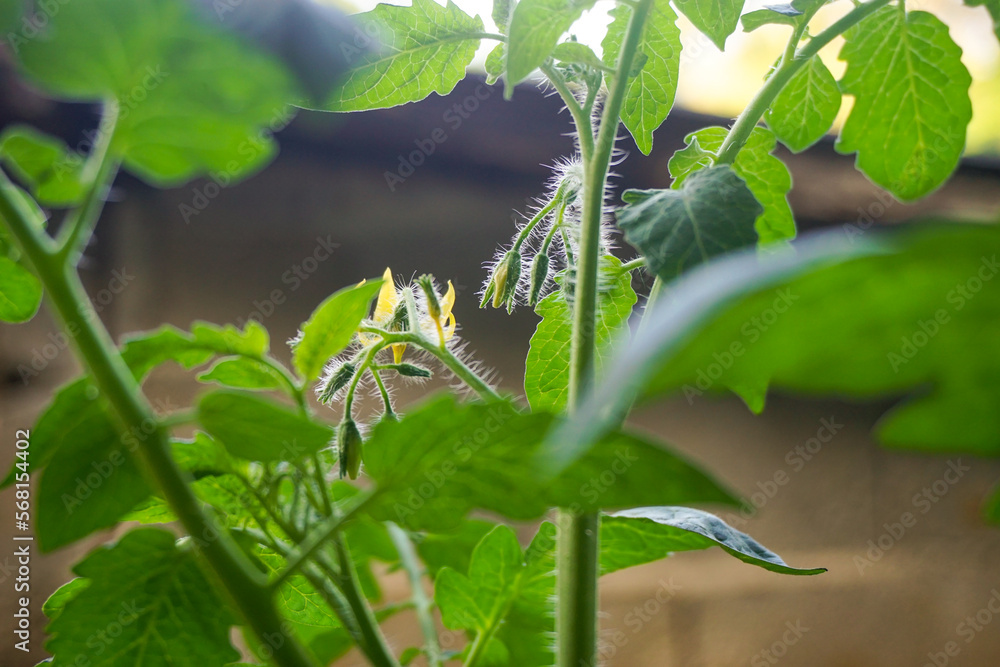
top-left (387, 524), bottom-right (442, 667)
top-left (357, 328), bottom-right (501, 401)
top-left (558, 1), bottom-right (654, 666)
top-left (0, 173), bottom-right (318, 667)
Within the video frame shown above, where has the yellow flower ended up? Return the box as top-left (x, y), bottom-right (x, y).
top-left (436, 280), bottom-right (457, 345)
top-left (360, 268), bottom-right (407, 362)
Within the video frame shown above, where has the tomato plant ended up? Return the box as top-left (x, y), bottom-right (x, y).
top-left (0, 0), bottom-right (996, 664)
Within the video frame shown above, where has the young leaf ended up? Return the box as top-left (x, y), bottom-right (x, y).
top-left (320, 0), bottom-right (484, 111)
top-left (0, 125), bottom-right (85, 205)
top-left (197, 357), bottom-right (285, 390)
top-left (46, 528), bottom-right (240, 666)
top-left (765, 55), bottom-right (841, 153)
top-left (553, 41), bottom-right (607, 69)
top-left (42, 578), bottom-right (90, 623)
top-left (669, 127), bottom-right (795, 246)
top-left (506, 0), bottom-right (597, 87)
top-left (436, 524), bottom-right (556, 666)
top-left (485, 43), bottom-right (507, 85)
top-left (601, 0), bottom-right (681, 154)
top-left (672, 0), bottom-right (745, 50)
top-left (525, 257), bottom-right (637, 413)
top-left (602, 507), bottom-right (826, 575)
top-left (435, 525), bottom-right (522, 634)
top-left (836, 8), bottom-right (972, 201)
top-left (15, 0), bottom-right (299, 186)
top-left (0, 255), bottom-right (42, 322)
top-left (617, 165), bottom-right (763, 281)
top-left (292, 279), bottom-right (383, 382)
top-left (739, 0), bottom-right (826, 32)
top-left (197, 390), bottom-right (334, 462)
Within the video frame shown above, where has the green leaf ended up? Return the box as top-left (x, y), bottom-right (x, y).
top-left (602, 507), bottom-right (825, 575)
top-left (362, 396), bottom-right (735, 531)
top-left (170, 432), bottom-right (235, 476)
top-left (415, 519), bottom-right (496, 576)
top-left (601, 0), bottom-right (681, 154)
top-left (739, 0), bottom-right (826, 32)
top-left (0, 255), bottom-right (41, 322)
top-left (42, 578), bottom-right (89, 622)
top-left (15, 0), bottom-right (298, 186)
top-left (485, 43), bottom-right (506, 85)
top-left (319, 0), bottom-right (483, 111)
top-left (197, 390), bottom-right (334, 462)
top-left (292, 279), bottom-right (383, 382)
top-left (121, 320), bottom-right (270, 380)
top-left (435, 525), bottom-right (521, 632)
top-left (0, 125), bottom-right (84, 205)
top-left (46, 528), bottom-right (240, 666)
top-left (740, 5), bottom-right (801, 32)
top-left (553, 41), bottom-right (607, 70)
top-left (672, 0), bottom-right (744, 50)
top-left (506, 0), bottom-right (597, 87)
top-left (15, 379), bottom-right (152, 551)
top-left (670, 127), bottom-right (795, 246)
top-left (617, 165), bottom-right (763, 281)
top-left (436, 524), bottom-right (556, 666)
top-left (836, 7), bottom-right (972, 201)
top-left (493, 0), bottom-right (515, 32)
top-left (765, 55), bottom-right (841, 153)
top-left (197, 357), bottom-right (285, 390)
top-left (525, 257), bottom-right (636, 412)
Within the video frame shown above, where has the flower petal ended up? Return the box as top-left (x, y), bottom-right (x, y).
top-left (392, 343), bottom-right (407, 363)
top-left (441, 280), bottom-right (455, 318)
top-left (373, 268), bottom-right (398, 323)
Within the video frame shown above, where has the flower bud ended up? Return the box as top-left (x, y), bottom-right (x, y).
top-left (337, 418), bottom-right (363, 480)
top-left (394, 363), bottom-right (432, 378)
top-left (492, 250), bottom-right (521, 310)
top-left (478, 279), bottom-right (496, 309)
top-left (416, 274), bottom-right (442, 320)
top-left (528, 252), bottom-right (550, 307)
top-left (319, 362), bottom-right (356, 404)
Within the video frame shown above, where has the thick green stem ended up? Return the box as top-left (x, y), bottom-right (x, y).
top-left (0, 176), bottom-right (317, 667)
top-left (333, 534), bottom-right (401, 667)
top-left (715, 0), bottom-right (892, 165)
top-left (558, 1), bottom-right (653, 666)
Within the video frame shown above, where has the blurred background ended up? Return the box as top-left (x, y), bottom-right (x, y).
top-left (3, 0), bottom-right (1000, 664)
